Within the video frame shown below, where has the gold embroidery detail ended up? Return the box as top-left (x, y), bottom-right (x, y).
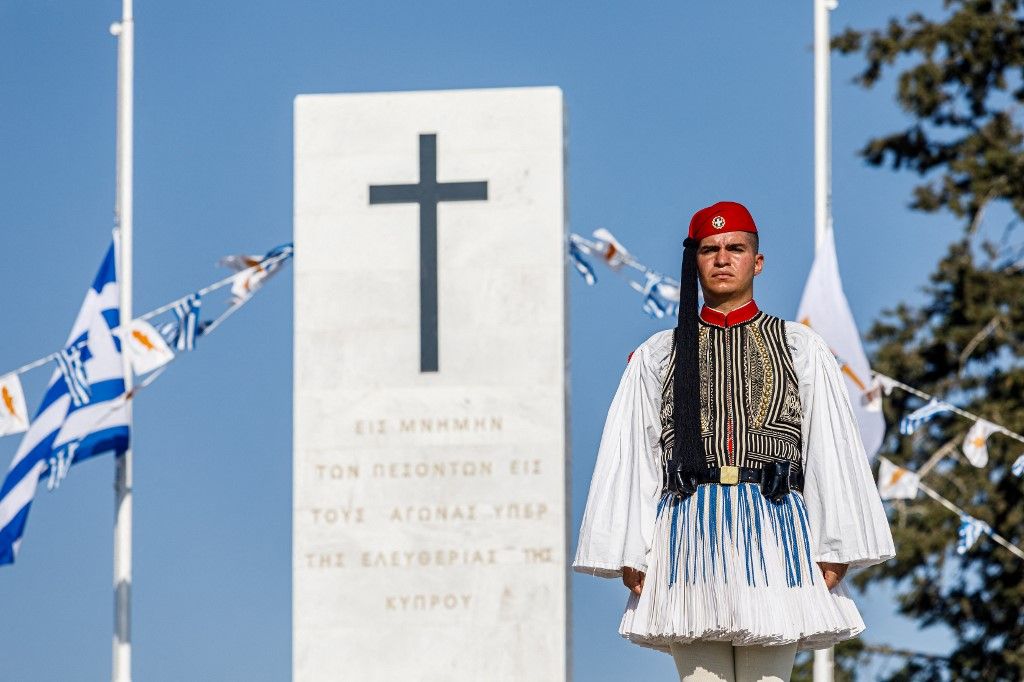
top-left (748, 322), bottom-right (773, 428)
top-left (780, 382), bottom-right (803, 425)
top-left (659, 341), bottom-right (675, 453)
top-left (698, 326), bottom-right (711, 432)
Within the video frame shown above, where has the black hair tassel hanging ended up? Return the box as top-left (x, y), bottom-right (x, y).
top-left (667, 237), bottom-right (702, 496)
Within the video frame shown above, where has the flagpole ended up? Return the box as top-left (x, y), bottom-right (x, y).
top-left (111, 0), bottom-right (134, 680)
top-left (813, 0), bottom-right (835, 680)
top-left (814, 0), bottom-right (834, 251)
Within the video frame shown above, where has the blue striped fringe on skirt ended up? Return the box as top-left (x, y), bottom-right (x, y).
top-left (656, 483), bottom-right (816, 589)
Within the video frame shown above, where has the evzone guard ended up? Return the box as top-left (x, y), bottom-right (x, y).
top-left (573, 201), bottom-right (895, 681)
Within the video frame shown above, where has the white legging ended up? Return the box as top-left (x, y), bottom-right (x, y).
top-left (670, 640), bottom-right (797, 682)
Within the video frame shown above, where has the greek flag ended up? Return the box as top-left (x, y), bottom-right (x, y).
top-left (568, 240), bottom-right (596, 285)
top-left (55, 343), bottom-right (92, 407)
top-left (1012, 454), bottom-right (1024, 478)
top-left (956, 514), bottom-right (991, 555)
top-left (170, 293), bottom-right (201, 351)
top-left (0, 237), bottom-right (130, 565)
top-left (639, 272), bottom-right (680, 319)
top-left (899, 398), bottom-right (952, 436)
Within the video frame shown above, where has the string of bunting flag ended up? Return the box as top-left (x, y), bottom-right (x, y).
top-left (0, 235), bottom-right (292, 565)
top-left (566, 230), bottom-right (1024, 562)
top-left (569, 230), bottom-right (682, 318)
top-left (873, 371), bottom-right (1024, 562)
top-left (878, 457), bottom-right (1024, 561)
top-left (875, 371), bottom-right (1024, 476)
top-left (0, 243), bottom-right (292, 440)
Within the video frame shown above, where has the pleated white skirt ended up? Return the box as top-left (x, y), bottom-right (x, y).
top-left (619, 483), bottom-right (865, 653)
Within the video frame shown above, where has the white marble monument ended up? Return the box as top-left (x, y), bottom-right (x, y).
top-left (293, 87), bottom-right (568, 681)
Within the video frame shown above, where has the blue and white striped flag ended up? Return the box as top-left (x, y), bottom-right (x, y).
top-left (55, 342), bottom-right (92, 407)
top-left (568, 240), bottom-right (596, 286)
top-left (0, 236), bottom-right (130, 565)
top-left (1012, 454), bottom-right (1024, 478)
top-left (956, 514), bottom-right (991, 554)
top-left (170, 293), bottom-right (201, 351)
top-left (899, 398), bottom-right (952, 436)
top-left (639, 272), bottom-right (679, 319)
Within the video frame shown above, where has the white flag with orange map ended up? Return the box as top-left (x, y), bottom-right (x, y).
top-left (962, 419), bottom-right (999, 468)
top-left (219, 243), bottom-right (293, 305)
top-left (121, 319), bottom-right (175, 375)
top-left (0, 373), bottom-right (29, 436)
top-left (877, 457), bottom-right (920, 500)
top-left (797, 227), bottom-right (885, 459)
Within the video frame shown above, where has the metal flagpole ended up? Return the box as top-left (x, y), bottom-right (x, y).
top-left (111, 0), bottom-right (134, 680)
top-left (814, 0), bottom-right (835, 249)
top-left (813, 0), bottom-right (836, 679)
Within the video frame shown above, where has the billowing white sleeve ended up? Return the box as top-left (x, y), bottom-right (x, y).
top-left (571, 332), bottom-right (669, 579)
top-left (786, 322), bottom-right (896, 569)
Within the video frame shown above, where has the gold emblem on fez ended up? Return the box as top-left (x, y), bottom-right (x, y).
top-left (711, 215), bottom-right (726, 229)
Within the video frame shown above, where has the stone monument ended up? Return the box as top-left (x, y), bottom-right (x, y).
top-left (293, 86), bottom-right (569, 681)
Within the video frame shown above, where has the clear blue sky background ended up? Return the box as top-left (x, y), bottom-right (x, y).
top-left (1, 1), bottom-right (965, 680)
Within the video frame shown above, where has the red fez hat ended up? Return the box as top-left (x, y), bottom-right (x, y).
top-left (687, 201), bottom-right (758, 243)
top-left (667, 200), bottom-right (758, 497)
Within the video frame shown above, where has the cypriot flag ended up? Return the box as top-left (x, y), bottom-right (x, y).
top-left (219, 243), bottom-right (293, 305)
top-left (122, 319), bottom-right (175, 375)
top-left (797, 227), bottom-right (885, 459)
top-left (877, 457), bottom-right (919, 500)
top-left (0, 374), bottom-right (29, 437)
top-left (961, 419), bottom-right (999, 468)
top-left (590, 228), bottom-right (632, 271)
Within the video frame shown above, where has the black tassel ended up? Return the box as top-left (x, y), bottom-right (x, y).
top-left (668, 237), bottom-right (702, 496)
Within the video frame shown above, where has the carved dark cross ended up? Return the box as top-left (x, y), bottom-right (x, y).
top-left (369, 133), bottom-right (488, 373)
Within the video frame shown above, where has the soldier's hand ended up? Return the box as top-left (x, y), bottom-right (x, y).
top-left (622, 566), bottom-right (645, 596)
top-left (816, 561), bottom-right (849, 589)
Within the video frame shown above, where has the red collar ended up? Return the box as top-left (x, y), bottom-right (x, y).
top-left (699, 299), bottom-right (760, 327)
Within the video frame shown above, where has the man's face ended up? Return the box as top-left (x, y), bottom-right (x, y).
top-left (695, 231), bottom-right (764, 299)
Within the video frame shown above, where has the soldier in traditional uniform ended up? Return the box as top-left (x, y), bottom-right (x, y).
top-left (573, 201), bottom-right (895, 682)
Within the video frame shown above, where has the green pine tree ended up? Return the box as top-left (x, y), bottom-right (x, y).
top-left (815, 1), bottom-right (1024, 679)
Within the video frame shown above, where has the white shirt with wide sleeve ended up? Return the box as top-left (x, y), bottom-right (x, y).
top-left (572, 323), bottom-right (895, 579)
top-left (785, 320), bottom-right (896, 569)
top-left (571, 330), bottom-right (671, 578)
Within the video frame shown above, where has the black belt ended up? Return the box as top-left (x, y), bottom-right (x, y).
top-left (667, 461), bottom-right (803, 502)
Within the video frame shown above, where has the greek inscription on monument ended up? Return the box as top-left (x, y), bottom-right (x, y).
top-left (293, 87), bottom-right (568, 681)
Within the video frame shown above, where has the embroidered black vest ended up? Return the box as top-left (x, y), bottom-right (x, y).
top-left (659, 306), bottom-right (804, 485)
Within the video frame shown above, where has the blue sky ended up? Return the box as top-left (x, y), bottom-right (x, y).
top-left (0, 1), bottom-right (963, 680)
